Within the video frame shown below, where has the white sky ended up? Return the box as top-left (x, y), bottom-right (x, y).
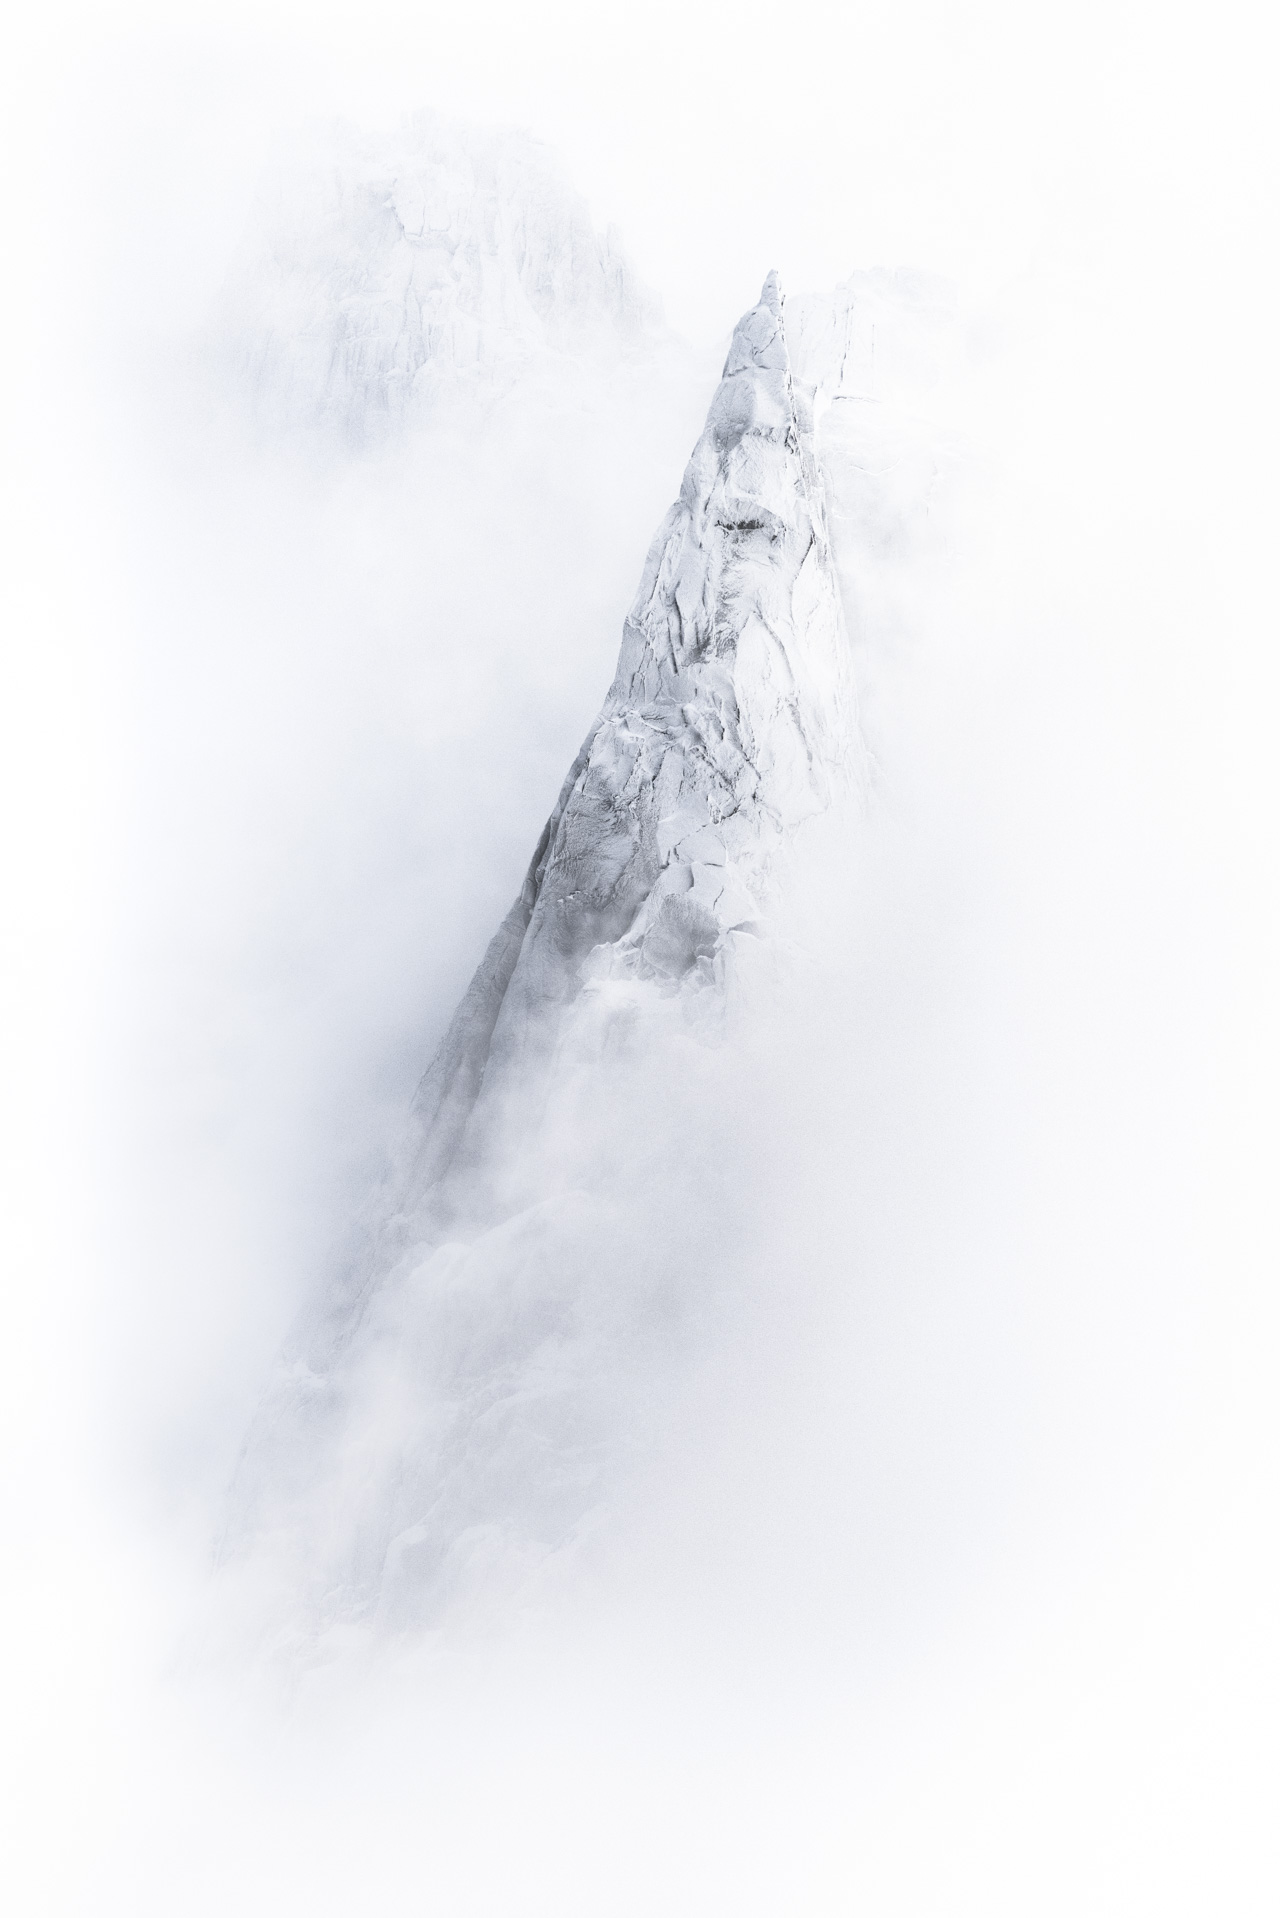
top-left (14, 0), bottom-right (1275, 335)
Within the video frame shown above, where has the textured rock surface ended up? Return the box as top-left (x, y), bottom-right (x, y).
top-left (407, 270), bottom-right (856, 1187)
top-left (220, 274), bottom-right (863, 1648)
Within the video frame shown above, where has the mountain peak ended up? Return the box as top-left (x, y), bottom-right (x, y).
top-left (721, 270), bottom-right (790, 381)
top-left (221, 275), bottom-right (861, 1637)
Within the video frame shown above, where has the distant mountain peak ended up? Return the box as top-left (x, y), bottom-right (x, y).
top-left (218, 109), bottom-right (664, 439)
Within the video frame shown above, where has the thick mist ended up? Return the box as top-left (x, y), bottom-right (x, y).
top-left (4, 9), bottom-right (1278, 1915)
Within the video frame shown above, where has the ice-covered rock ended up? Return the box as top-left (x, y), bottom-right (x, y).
top-left (218, 273), bottom-right (862, 1649)
top-left (405, 269), bottom-right (857, 1186)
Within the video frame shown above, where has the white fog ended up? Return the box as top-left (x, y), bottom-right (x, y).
top-left (3, 3), bottom-right (1277, 1912)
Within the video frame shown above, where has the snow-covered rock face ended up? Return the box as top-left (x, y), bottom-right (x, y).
top-left (220, 111), bottom-right (660, 437)
top-left (409, 271), bottom-right (857, 1189)
top-left (218, 274), bottom-right (861, 1653)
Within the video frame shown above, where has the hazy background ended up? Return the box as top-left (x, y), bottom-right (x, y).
top-left (3, 1), bottom-right (1278, 1912)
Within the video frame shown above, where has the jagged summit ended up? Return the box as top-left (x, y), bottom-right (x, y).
top-left (402, 272), bottom-right (855, 1193)
top-left (220, 276), bottom-right (860, 1644)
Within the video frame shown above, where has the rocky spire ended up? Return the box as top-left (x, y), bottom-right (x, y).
top-left (219, 277), bottom-right (859, 1642)
top-left (409, 273), bottom-right (856, 1191)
